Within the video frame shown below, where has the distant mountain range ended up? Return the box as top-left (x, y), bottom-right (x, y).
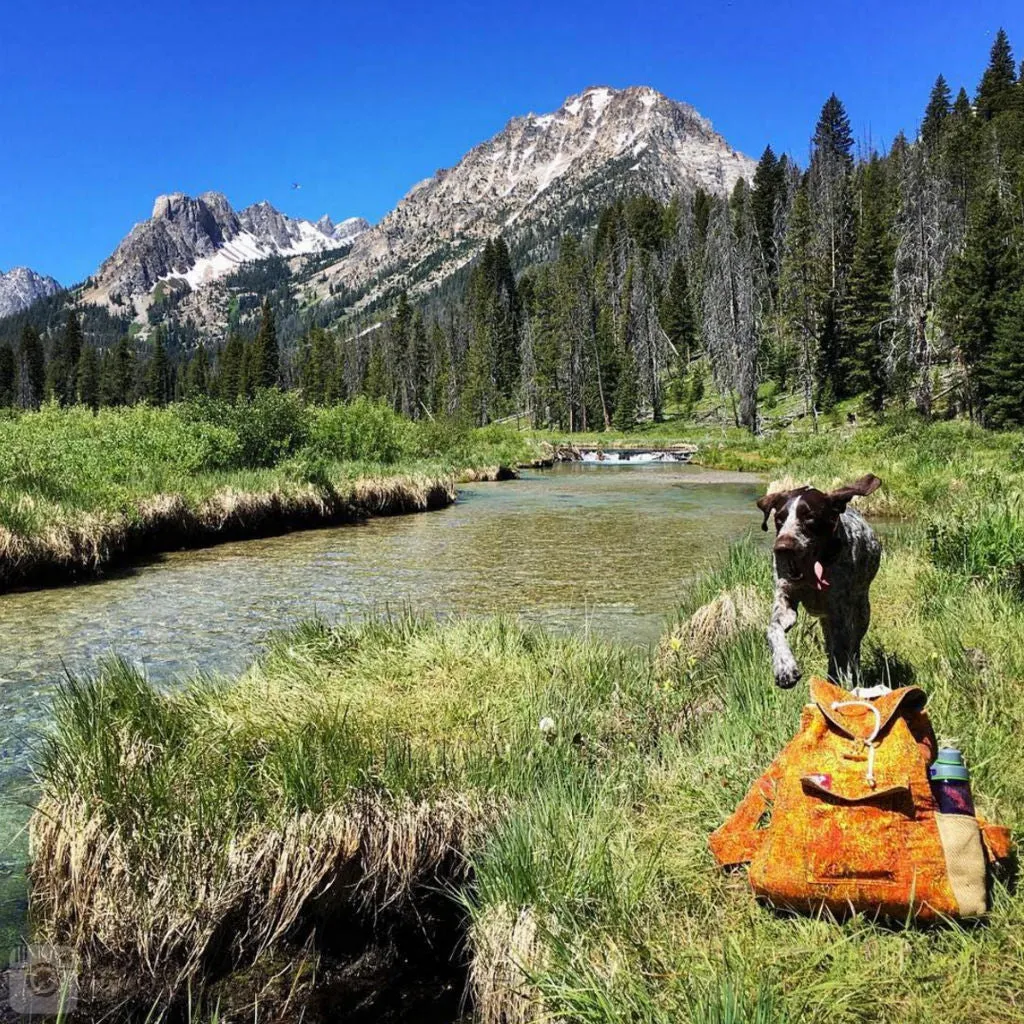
top-left (3, 85), bottom-right (754, 332)
top-left (0, 267), bottom-right (62, 319)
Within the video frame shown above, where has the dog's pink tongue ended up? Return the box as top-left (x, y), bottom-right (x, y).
top-left (814, 561), bottom-right (830, 590)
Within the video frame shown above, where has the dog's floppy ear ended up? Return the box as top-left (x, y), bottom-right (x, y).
top-left (756, 491), bottom-right (788, 531)
top-left (828, 474), bottom-right (882, 513)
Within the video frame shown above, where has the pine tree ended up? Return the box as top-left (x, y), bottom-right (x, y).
top-left (390, 292), bottom-right (415, 415)
top-left (751, 145), bottom-right (786, 288)
top-left (143, 329), bottom-right (172, 406)
top-left (299, 327), bottom-right (338, 403)
top-left (986, 285), bottom-right (1024, 427)
top-left (429, 321), bottom-right (451, 415)
top-left (942, 188), bottom-right (1020, 421)
top-left (239, 339), bottom-right (255, 399)
top-left (76, 345), bottom-right (100, 411)
top-left (250, 300), bottom-right (280, 389)
top-left (813, 94), bottom-right (855, 170)
top-left (921, 74), bottom-right (952, 149)
top-left (217, 333), bottom-right (245, 401)
top-left (463, 245), bottom-right (499, 424)
top-left (943, 87), bottom-right (984, 230)
top-left (626, 195), bottom-right (666, 252)
top-left (809, 94), bottom-right (855, 407)
top-left (100, 335), bottom-right (137, 406)
top-left (462, 314), bottom-right (495, 425)
top-left (611, 344), bottom-right (638, 430)
top-left (0, 344), bottom-right (15, 407)
top-left (842, 155), bottom-right (896, 406)
top-left (976, 28), bottom-right (1017, 120)
top-left (185, 344), bottom-right (210, 397)
top-left (47, 311), bottom-right (84, 405)
top-left (408, 310), bottom-right (431, 418)
top-left (18, 325), bottom-right (46, 409)
top-left (555, 235), bottom-right (601, 428)
top-left (491, 237), bottom-right (520, 401)
top-left (364, 342), bottom-right (391, 402)
top-left (462, 239), bottom-right (521, 418)
top-left (660, 257), bottom-right (697, 398)
top-left (778, 180), bottom-right (820, 415)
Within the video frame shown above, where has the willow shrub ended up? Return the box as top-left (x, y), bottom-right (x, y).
top-left (178, 390), bottom-right (312, 468)
top-left (305, 396), bottom-right (413, 464)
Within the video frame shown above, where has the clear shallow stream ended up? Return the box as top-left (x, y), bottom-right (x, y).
top-left (0, 463), bottom-right (763, 949)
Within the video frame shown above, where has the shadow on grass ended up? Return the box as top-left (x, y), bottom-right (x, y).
top-left (861, 643), bottom-right (917, 690)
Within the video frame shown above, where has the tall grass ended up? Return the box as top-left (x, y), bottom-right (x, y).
top-left (926, 498), bottom-right (1024, 595)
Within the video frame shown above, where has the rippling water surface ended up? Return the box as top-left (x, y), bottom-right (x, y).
top-left (0, 463), bottom-right (764, 946)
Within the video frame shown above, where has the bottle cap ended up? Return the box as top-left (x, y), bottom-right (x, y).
top-left (929, 761), bottom-right (971, 782)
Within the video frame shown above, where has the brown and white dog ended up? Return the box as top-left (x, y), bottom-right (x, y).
top-left (757, 474), bottom-right (882, 689)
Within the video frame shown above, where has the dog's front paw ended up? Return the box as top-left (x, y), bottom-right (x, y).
top-left (774, 661), bottom-right (802, 689)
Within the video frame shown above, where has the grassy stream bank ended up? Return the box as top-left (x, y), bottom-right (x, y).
top-left (0, 397), bottom-right (533, 591)
top-left (24, 415), bottom-right (1024, 1023)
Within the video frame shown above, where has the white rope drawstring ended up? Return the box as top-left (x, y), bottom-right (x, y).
top-left (831, 700), bottom-right (882, 788)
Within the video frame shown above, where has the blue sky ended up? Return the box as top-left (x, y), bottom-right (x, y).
top-left (1, 0), bottom-right (1022, 285)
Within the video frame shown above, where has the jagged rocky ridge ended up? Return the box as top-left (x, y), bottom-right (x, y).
top-left (316, 215), bottom-right (373, 245)
top-left (14, 84), bottom-right (753, 335)
top-left (0, 267), bottom-right (62, 319)
top-left (84, 193), bottom-right (366, 307)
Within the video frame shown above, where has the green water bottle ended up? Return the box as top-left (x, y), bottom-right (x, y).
top-left (928, 747), bottom-right (975, 816)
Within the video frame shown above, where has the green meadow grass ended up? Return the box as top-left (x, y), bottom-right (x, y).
top-left (26, 415), bottom-right (1024, 1022)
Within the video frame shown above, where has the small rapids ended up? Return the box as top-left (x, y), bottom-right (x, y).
top-left (579, 449), bottom-right (694, 464)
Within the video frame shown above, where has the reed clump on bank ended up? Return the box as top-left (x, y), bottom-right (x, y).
top-left (0, 395), bottom-right (535, 590)
top-left (30, 616), bottom-right (663, 1018)
top-left (27, 418), bottom-right (1024, 1022)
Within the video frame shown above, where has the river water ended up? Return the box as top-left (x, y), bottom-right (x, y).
top-left (0, 463), bottom-right (763, 950)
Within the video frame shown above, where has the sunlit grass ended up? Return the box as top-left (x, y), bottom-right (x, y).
top-left (26, 414), bottom-right (1024, 1021)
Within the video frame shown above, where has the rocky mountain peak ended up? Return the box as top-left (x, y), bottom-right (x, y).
top-left (151, 192), bottom-right (185, 219)
top-left (0, 267), bottom-right (62, 320)
top-left (238, 201), bottom-right (302, 250)
top-left (318, 84), bottom-right (755, 308)
top-left (86, 194), bottom-right (364, 306)
top-left (71, 84), bottom-right (749, 326)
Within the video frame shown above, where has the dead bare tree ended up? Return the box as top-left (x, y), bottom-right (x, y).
top-left (892, 144), bottom-right (963, 415)
top-left (702, 198), bottom-right (759, 432)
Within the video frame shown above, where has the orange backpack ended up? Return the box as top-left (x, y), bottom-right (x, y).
top-left (710, 678), bottom-right (1012, 920)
